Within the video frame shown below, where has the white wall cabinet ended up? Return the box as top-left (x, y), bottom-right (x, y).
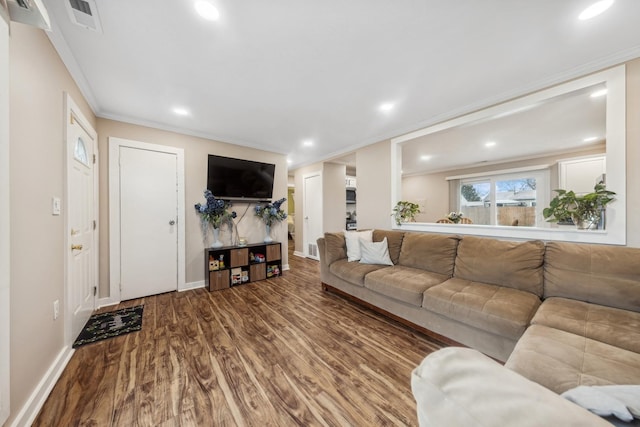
top-left (558, 156), bottom-right (606, 194)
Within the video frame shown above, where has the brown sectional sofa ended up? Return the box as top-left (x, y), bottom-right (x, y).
top-left (317, 229), bottom-right (640, 396)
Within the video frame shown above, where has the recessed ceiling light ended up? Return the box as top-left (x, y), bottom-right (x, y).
top-left (485, 141), bottom-right (497, 147)
top-left (578, 0), bottom-right (614, 20)
top-left (194, 1), bottom-right (220, 21)
top-left (590, 88), bottom-right (608, 98)
top-left (287, 158), bottom-right (292, 165)
top-left (379, 103), bottom-right (395, 112)
top-left (420, 155), bottom-right (432, 161)
top-left (583, 136), bottom-right (599, 142)
top-left (302, 140), bottom-right (314, 147)
top-left (172, 107), bottom-right (190, 116)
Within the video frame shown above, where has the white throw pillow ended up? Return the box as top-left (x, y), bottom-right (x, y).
top-left (359, 237), bottom-right (393, 266)
top-left (344, 229), bottom-right (373, 262)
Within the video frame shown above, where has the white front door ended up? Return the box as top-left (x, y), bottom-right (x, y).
top-left (303, 172), bottom-right (323, 260)
top-left (66, 97), bottom-right (98, 342)
top-left (118, 145), bottom-right (179, 300)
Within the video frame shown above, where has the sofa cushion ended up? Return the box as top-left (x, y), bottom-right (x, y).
top-left (454, 236), bottom-right (545, 297)
top-left (544, 241), bottom-right (640, 312)
top-left (328, 259), bottom-right (389, 286)
top-left (422, 278), bottom-right (541, 340)
top-left (532, 297), bottom-right (640, 354)
top-left (506, 324), bottom-right (640, 394)
top-left (323, 232), bottom-right (347, 265)
top-left (397, 233), bottom-right (459, 276)
top-left (364, 266), bottom-right (449, 306)
top-left (372, 229), bottom-right (405, 264)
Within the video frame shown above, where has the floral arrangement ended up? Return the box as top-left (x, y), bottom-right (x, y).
top-left (392, 201), bottom-right (421, 225)
top-left (194, 189), bottom-right (237, 229)
top-left (255, 198), bottom-right (287, 226)
top-left (446, 211), bottom-right (464, 223)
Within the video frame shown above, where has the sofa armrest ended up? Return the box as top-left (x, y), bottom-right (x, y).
top-left (411, 347), bottom-right (610, 427)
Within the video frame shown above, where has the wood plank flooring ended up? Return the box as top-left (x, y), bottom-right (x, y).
top-left (33, 243), bottom-right (445, 426)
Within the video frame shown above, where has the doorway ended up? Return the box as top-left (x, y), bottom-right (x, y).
top-left (303, 172), bottom-right (322, 260)
top-left (108, 138), bottom-right (185, 302)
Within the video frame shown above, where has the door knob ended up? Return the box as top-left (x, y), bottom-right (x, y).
top-left (71, 244), bottom-right (83, 250)
top-left (169, 220), bottom-right (176, 225)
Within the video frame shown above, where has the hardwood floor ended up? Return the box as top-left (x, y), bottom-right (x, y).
top-left (34, 243), bottom-right (445, 426)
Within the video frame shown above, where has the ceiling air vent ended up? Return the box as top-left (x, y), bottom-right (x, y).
top-left (65, 0), bottom-right (103, 33)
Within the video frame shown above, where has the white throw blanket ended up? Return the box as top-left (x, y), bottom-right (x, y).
top-left (562, 385), bottom-right (640, 425)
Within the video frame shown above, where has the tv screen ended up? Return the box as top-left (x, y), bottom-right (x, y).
top-left (207, 155), bottom-right (275, 201)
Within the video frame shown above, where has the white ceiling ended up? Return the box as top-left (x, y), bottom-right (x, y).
top-left (44, 0), bottom-right (640, 170)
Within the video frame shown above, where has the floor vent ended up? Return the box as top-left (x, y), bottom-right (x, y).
top-left (308, 243), bottom-right (318, 258)
top-left (66, 0), bottom-right (102, 33)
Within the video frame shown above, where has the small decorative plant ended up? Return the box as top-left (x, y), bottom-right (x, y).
top-left (446, 211), bottom-right (464, 223)
top-left (543, 183), bottom-right (616, 230)
top-left (194, 189), bottom-right (237, 229)
top-left (392, 201), bottom-right (421, 225)
top-left (255, 198), bottom-right (287, 226)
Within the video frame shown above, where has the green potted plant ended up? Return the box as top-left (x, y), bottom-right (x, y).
top-left (542, 183), bottom-right (615, 230)
top-left (392, 201), bottom-right (421, 225)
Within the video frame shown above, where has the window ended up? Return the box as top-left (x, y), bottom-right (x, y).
top-left (458, 170), bottom-right (548, 227)
top-left (74, 136), bottom-right (88, 165)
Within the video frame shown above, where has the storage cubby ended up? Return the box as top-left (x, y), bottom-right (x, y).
top-left (205, 242), bottom-right (282, 291)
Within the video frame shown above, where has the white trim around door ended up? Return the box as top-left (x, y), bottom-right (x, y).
top-left (108, 137), bottom-right (185, 304)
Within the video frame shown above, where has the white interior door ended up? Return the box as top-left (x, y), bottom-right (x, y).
top-left (303, 173), bottom-right (323, 260)
top-left (66, 96), bottom-right (98, 342)
top-left (119, 146), bottom-right (179, 300)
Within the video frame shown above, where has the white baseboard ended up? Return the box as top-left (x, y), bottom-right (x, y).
top-left (97, 296), bottom-right (120, 309)
top-left (180, 280), bottom-right (204, 292)
top-left (282, 264), bottom-right (290, 271)
top-left (10, 346), bottom-right (74, 427)
top-left (293, 251), bottom-right (306, 258)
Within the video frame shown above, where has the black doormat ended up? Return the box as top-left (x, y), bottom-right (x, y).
top-left (73, 305), bottom-right (144, 348)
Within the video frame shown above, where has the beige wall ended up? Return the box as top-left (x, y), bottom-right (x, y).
top-left (0, 6), bottom-right (10, 425)
top-left (8, 23), bottom-right (96, 425)
top-left (402, 173), bottom-right (450, 223)
top-left (322, 162), bottom-right (347, 234)
top-left (96, 119), bottom-right (289, 294)
top-left (356, 140), bottom-right (393, 230)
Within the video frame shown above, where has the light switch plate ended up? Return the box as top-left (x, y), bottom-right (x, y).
top-left (52, 197), bottom-right (61, 215)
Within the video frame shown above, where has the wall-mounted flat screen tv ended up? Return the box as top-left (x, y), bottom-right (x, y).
top-left (207, 155), bottom-right (275, 201)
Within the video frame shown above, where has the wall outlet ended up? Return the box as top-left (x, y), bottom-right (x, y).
top-left (53, 300), bottom-right (59, 320)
